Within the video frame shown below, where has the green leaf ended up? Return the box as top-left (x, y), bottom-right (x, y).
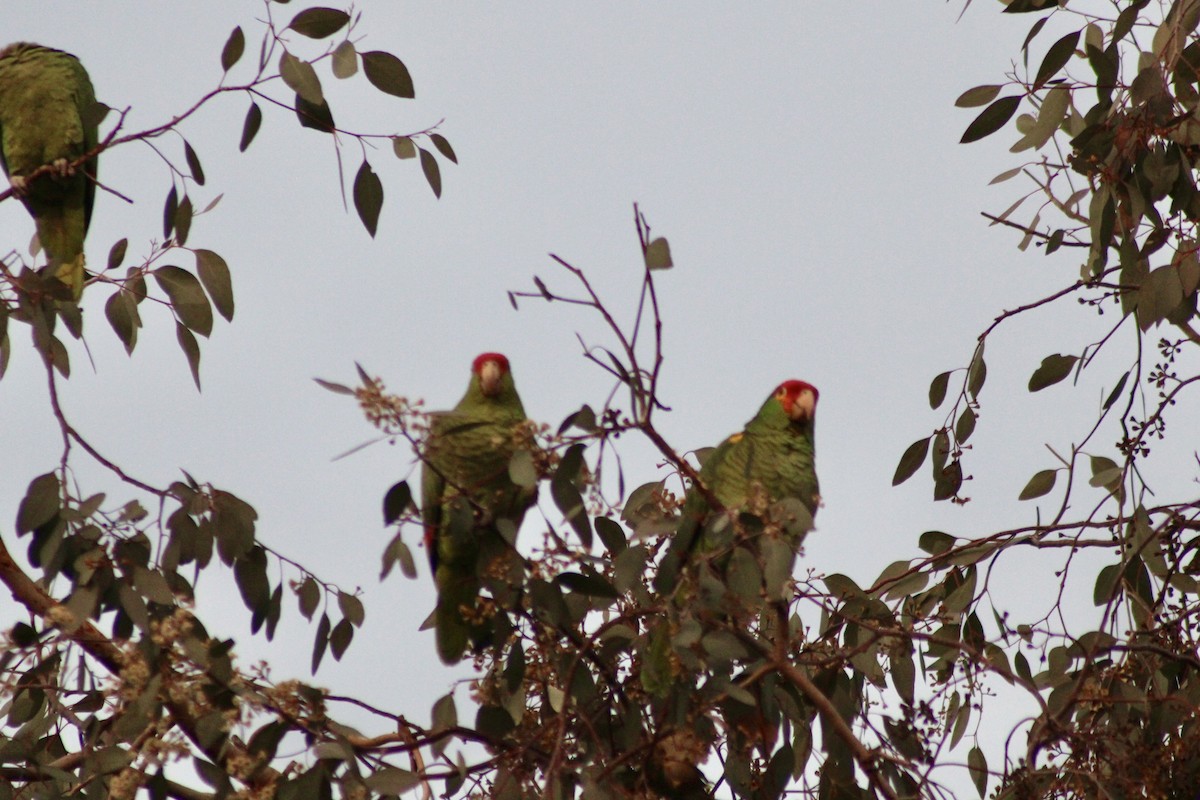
top-left (823, 573), bottom-right (864, 599)
top-left (968, 746), bottom-right (988, 797)
top-left (701, 630), bottom-right (749, 663)
top-left (134, 566), bottom-right (176, 605)
top-left (247, 721), bottom-right (287, 761)
top-left (17, 473), bottom-right (60, 535)
top-left (361, 51), bottom-right (415, 98)
top-left (943, 568), bottom-right (978, 614)
top-left (1014, 650), bottom-right (1032, 682)
top-left (1034, 31), bottom-right (1080, 89)
top-left (892, 437), bottom-right (930, 486)
top-left (332, 41), bottom-right (357, 78)
top-left (552, 476), bottom-right (592, 549)
top-left (362, 767), bottom-right (420, 796)
top-left (1004, 0), bottom-right (1055, 12)
top-left (555, 571), bottom-right (619, 599)
top-left (155, 266), bottom-right (213, 337)
top-left (928, 370), bottom-right (950, 408)
top-left (365, 768), bottom-right (419, 796)
top-left (297, 577), bottom-right (319, 619)
top-left (883, 570), bottom-right (929, 602)
top-left (105, 290), bottom-right (139, 355)
top-left (644, 237), bottom-right (673, 270)
top-left (239, 102), bottom-right (262, 152)
top-left (288, 7), bottom-right (350, 38)
top-left (726, 546), bottom-right (763, 603)
top-left (890, 652), bottom-right (916, 704)
top-left (954, 84), bottom-right (1002, 108)
top-left (594, 516), bottom-right (626, 555)
top-left (221, 26), bottom-right (245, 73)
top-left (1102, 371), bottom-right (1129, 411)
top-left (430, 133), bottom-right (458, 163)
top-left (314, 377), bottom-right (354, 395)
top-left (955, 407), bottom-right (976, 444)
top-left (756, 535), bottom-right (792, 601)
top-left (1019, 469), bottom-right (1058, 500)
top-left (989, 166), bottom-right (1023, 184)
top-left (195, 250), bottom-right (234, 322)
top-left (1112, 3), bottom-right (1142, 43)
top-left (931, 430), bottom-right (950, 475)
top-left (967, 348), bottom-right (987, 397)
top-left (919, 530), bottom-right (955, 555)
top-left (382, 481), bottom-right (412, 525)
top-left (1028, 354), bottom-right (1078, 391)
top-left (311, 613), bottom-right (330, 673)
top-left (353, 159), bottom-right (384, 237)
top-left (213, 491), bottom-right (257, 563)
top-left (1012, 84), bottom-right (1069, 152)
top-left (1044, 228), bottom-right (1065, 254)
top-left (106, 238), bottom-right (128, 272)
top-left (329, 618), bottom-right (353, 659)
top-left (380, 534), bottom-right (417, 580)
top-left (295, 93), bottom-right (336, 133)
top-left (961, 95), bottom-right (1021, 143)
top-left (1094, 563), bottom-right (1120, 606)
top-left (1137, 264), bottom-right (1187, 331)
top-left (234, 547), bottom-right (270, 612)
top-left (393, 137), bottom-right (417, 159)
top-left (176, 322), bottom-right (201, 390)
top-left (279, 51), bottom-right (323, 104)
top-left (933, 459), bottom-right (963, 501)
top-left (174, 194), bottom-right (193, 245)
top-left (418, 148), bottom-right (441, 198)
top-left (163, 185), bottom-right (178, 239)
top-left (558, 405), bottom-right (597, 435)
top-left (508, 449), bottom-right (538, 488)
top-left (184, 140), bottom-right (205, 186)
top-left (1089, 455), bottom-right (1122, 488)
top-left (431, 693), bottom-right (457, 732)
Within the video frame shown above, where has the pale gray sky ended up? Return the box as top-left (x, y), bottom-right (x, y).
top-left (2, 2), bottom-right (1180, 784)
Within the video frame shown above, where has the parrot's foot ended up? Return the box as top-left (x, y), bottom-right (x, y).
top-left (50, 157), bottom-right (74, 178)
top-left (8, 175), bottom-right (27, 196)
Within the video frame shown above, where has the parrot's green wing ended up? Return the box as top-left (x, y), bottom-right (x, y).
top-left (656, 436), bottom-right (738, 589)
top-left (421, 356), bottom-right (538, 664)
top-left (0, 42), bottom-right (99, 299)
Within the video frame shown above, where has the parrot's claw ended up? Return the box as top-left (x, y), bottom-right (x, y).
top-left (8, 175), bottom-right (27, 196)
top-left (50, 157), bottom-right (74, 178)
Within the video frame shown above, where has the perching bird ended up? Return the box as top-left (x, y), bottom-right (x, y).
top-left (422, 353), bottom-right (538, 664)
top-left (657, 379), bottom-right (819, 590)
top-left (0, 42), bottom-right (99, 300)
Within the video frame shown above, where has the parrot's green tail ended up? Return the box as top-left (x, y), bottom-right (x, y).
top-left (29, 194), bottom-right (88, 299)
top-left (53, 252), bottom-right (86, 300)
top-left (434, 568), bottom-right (479, 664)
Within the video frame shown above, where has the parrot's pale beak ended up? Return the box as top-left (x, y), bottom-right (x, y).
top-left (480, 360), bottom-right (503, 396)
top-left (789, 389), bottom-right (816, 422)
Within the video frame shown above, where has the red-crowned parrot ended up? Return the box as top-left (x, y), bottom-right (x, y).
top-left (649, 380), bottom-right (819, 761)
top-left (422, 352), bottom-right (537, 663)
top-left (658, 379), bottom-right (819, 589)
top-left (0, 42), bottom-right (98, 299)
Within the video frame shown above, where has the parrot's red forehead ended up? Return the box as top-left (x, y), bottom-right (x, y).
top-left (773, 379), bottom-right (818, 420)
top-left (775, 380), bottom-right (818, 401)
top-left (473, 352), bottom-right (510, 375)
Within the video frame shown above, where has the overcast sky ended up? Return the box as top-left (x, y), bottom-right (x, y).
top-left (3, 1), bottom-right (1184, 781)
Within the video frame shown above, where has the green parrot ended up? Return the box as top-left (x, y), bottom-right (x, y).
top-left (0, 42), bottom-right (99, 300)
top-left (657, 379), bottom-right (819, 591)
top-left (422, 352), bottom-right (538, 664)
